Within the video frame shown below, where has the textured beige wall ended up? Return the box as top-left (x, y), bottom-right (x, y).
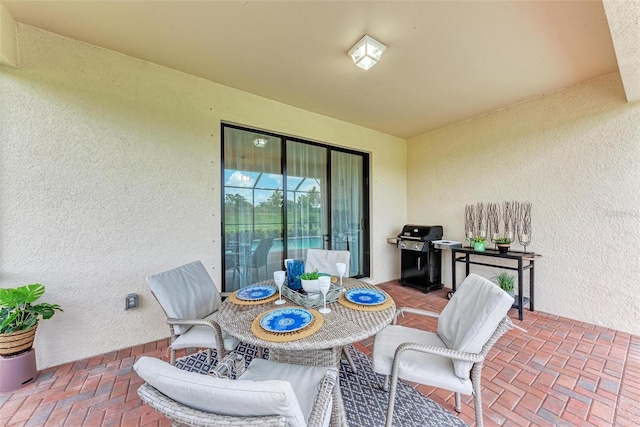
top-left (0, 25), bottom-right (406, 369)
top-left (407, 72), bottom-right (640, 335)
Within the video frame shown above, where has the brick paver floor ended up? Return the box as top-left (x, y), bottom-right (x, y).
top-left (1, 281), bottom-right (639, 426)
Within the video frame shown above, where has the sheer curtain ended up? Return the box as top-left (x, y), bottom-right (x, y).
top-left (285, 141), bottom-right (327, 260)
top-left (332, 152), bottom-right (363, 277)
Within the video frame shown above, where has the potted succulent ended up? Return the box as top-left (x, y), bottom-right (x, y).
top-left (471, 236), bottom-right (487, 252)
top-left (299, 270), bottom-right (321, 294)
top-left (0, 284), bottom-right (63, 356)
top-left (493, 272), bottom-right (515, 298)
top-left (495, 237), bottom-right (513, 254)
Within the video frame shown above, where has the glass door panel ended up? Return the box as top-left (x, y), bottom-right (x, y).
top-left (285, 141), bottom-right (328, 261)
top-left (223, 128), bottom-right (282, 291)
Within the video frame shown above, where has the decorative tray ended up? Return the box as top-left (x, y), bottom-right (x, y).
top-left (281, 283), bottom-right (342, 309)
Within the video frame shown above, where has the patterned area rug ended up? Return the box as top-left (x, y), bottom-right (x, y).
top-left (176, 343), bottom-right (469, 427)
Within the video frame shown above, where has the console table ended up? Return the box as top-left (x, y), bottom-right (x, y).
top-left (450, 246), bottom-right (542, 320)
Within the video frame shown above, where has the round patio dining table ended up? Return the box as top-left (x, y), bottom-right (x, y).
top-left (217, 278), bottom-right (395, 427)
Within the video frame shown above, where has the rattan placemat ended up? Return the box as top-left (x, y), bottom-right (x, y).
top-left (228, 288), bottom-right (280, 306)
top-left (251, 308), bottom-right (324, 342)
top-left (337, 291), bottom-right (394, 312)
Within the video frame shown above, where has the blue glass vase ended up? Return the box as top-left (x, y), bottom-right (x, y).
top-left (286, 259), bottom-right (304, 290)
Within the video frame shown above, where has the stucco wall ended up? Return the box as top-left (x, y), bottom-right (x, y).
top-left (0, 25), bottom-right (406, 369)
top-left (407, 72), bottom-right (640, 335)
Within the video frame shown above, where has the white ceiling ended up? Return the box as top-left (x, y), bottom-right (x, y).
top-left (2, 1), bottom-right (627, 139)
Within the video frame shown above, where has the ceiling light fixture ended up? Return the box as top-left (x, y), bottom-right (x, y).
top-left (253, 137), bottom-right (268, 148)
top-left (348, 34), bottom-right (386, 71)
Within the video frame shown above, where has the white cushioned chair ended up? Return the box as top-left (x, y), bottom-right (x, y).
top-left (304, 249), bottom-right (350, 277)
top-left (372, 273), bottom-right (515, 427)
top-left (305, 248), bottom-right (355, 373)
top-left (134, 354), bottom-right (338, 427)
top-left (146, 260), bottom-right (239, 365)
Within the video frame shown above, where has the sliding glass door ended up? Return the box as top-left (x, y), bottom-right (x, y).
top-left (222, 124), bottom-right (369, 291)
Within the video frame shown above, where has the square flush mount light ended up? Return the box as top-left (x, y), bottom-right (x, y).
top-left (348, 34), bottom-right (386, 70)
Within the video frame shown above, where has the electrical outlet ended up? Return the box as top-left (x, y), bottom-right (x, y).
top-left (125, 293), bottom-right (139, 310)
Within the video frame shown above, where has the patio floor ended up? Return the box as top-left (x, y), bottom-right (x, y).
top-left (1, 281), bottom-right (639, 426)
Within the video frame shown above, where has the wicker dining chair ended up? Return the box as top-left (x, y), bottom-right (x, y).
top-left (372, 273), bottom-right (515, 427)
top-left (304, 249), bottom-right (350, 277)
top-left (304, 248), bottom-right (355, 373)
top-left (135, 353), bottom-right (338, 427)
top-left (250, 238), bottom-right (274, 282)
top-left (146, 260), bottom-right (240, 365)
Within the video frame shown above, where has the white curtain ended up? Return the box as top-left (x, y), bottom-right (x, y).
top-left (331, 152), bottom-right (363, 276)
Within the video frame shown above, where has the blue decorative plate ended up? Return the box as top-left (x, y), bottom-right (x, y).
top-left (345, 288), bottom-right (387, 306)
top-left (260, 308), bottom-right (313, 333)
top-left (236, 285), bottom-right (276, 301)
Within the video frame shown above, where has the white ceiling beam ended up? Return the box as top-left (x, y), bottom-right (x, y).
top-left (603, 0), bottom-right (640, 102)
top-left (0, 1), bottom-right (18, 68)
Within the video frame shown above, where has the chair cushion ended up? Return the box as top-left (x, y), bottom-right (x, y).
top-left (372, 325), bottom-right (473, 394)
top-left (146, 261), bottom-right (222, 335)
top-left (170, 312), bottom-right (239, 351)
top-left (134, 356), bottom-right (308, 427)
top-left (239, 358), bottom-right (335, 427)
top-left (437, 273), bottom-right (514, 379)
top-left (305, 249), bottom-right (350, 276)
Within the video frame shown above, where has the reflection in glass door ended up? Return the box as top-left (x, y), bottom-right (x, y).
top-left (223, 128), bottom-right (282, 292)
top-left (222, 124), bottom-right (369, 291)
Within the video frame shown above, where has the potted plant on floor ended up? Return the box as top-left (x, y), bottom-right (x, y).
top-left (0, 284), bottom-right (63, 356)
top-left (493, 272), bottom-right (515, 298)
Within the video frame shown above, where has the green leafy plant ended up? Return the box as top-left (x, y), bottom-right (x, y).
top-left (471, 236), bottom-right (487, 244)
top-left (493, 272), bottom-right (515, 294)
top-left (0, 284), bottom-right (63, 334)
top-left (298, 270), bottom-right (320, 280)
top-left (495, 237), bottom-right (513, 244)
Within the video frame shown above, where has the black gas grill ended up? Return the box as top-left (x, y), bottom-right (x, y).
top-left (397, 225), bottom-right (443, 293)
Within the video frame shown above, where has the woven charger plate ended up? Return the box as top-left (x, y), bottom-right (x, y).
top-left (251, 308), bottom-right (324, 342)
top-left (228, 288), bottom-right (280, 306)
top-left (338, 290), bottom-right (394, 312)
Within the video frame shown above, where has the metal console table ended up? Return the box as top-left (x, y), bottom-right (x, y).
top-left (451, 246), bottom-right (542, 320)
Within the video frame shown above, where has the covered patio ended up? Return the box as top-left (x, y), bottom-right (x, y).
top-left (1, 283), bottom-right (639, 426)
top-left (2, 1), bottom-right (640, 426)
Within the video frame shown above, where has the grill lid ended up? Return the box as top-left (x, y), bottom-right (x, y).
top-left (397, 225), bottom-right (443, 241)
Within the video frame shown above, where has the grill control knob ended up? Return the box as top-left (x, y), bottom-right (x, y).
top-left (400, 242), bottom-right (406, 249)
top-left (413, 243), bottom-right (420, 250)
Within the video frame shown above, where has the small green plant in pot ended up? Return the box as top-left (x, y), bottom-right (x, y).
top-left (493, 272), bottom-right (515, 298)
top-left (471, 236), bottom-right (487, 252)
top-left (495, 237), bottom-right (513, 254)
top-left (298, 270), bottom-right (321, 294)
top-left (0, 284), bottom-right (63, 356)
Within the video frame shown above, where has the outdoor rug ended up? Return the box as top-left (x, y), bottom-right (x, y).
top-left (176, 343), bottom-right (469, 427)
